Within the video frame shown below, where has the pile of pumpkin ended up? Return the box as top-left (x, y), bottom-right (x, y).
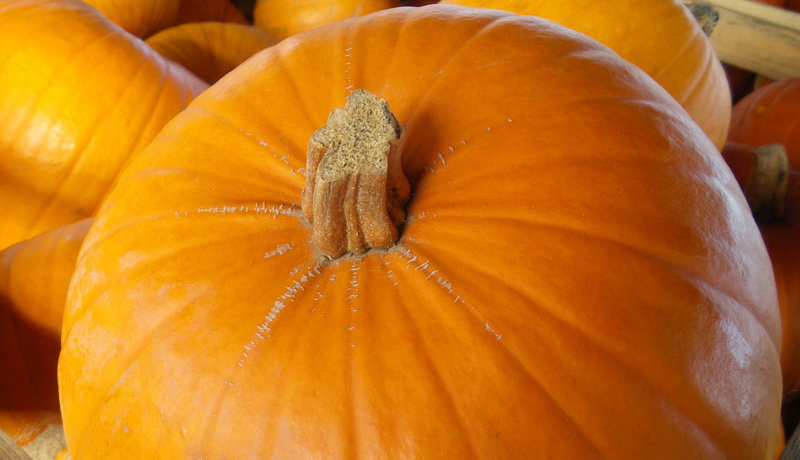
top-left (1, 0), bottom-right (799, 458)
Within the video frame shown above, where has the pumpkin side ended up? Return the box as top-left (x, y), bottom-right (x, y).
top-left (146, 22), bottom-right (279, 84)
top-left (0, 0), bottom-right (207, 249)
top-left (83, 0), bottom-right (246, 38)
top-left (440, 0), bottom-right (731, 149)
top-left (254, 0), bottom-right (400, 38)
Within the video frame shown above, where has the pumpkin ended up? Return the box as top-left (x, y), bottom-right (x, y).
top-left (146, 22), bottom-right (279, 84)
top-left (253, 0), bottom-right (399, 38)
top-left (766, 222), bottom-right (800, 397)
top-left (0, 0), bottom-right (207, 250)
top-left (721, 140), bottom-right (800, 398)
top-left (439, 0), bottom-right (731, 149)
top-left (0, 219), bottom-right (90, 459)
top-left (1, 219), bottom-right (91, 338)
top-left (59, 5), bottom-right (781, 458)
top-left (82, 0), bottom-right (247, 38)
top-left (729, 78), bottom-right (800, 167)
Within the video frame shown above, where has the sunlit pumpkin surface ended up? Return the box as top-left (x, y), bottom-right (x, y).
top-left (254, 0), bottom-right (399, 38)
top-left (0, 0), bottom-right (206, 249)
top-left (60, 6), bottom-right (781, 459)
top-left (441, 0), bottom-right (731, 149)
top-left (82, 0), bottom-right (247, 38)
top-left (146, 22), bottom-right (280, 84)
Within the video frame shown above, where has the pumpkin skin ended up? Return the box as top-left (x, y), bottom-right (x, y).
top-left (0, 0), bottom-right (207, 250)
top-left (763, 222), bottom-right (800, 396)
top-left (82, 0), bottom-right (247, 38)
top-left (440, 0), bottom-right (731, 149)
top-left (146, 22), bottom-right (279, 83)
top-left (1, 218), bottom-right (91, 337)
top-left (729, 78), bottom-right (800, 167)
top-left (0, 219), bottom-right (89, 458)
top-left (720, 141), bottom-right (800, 397)
top-left (253, 0), bottom-right (399, 38)
top-left (59, 5), bottom-right (781, 459)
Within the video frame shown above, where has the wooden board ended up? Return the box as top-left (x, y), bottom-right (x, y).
top-left (683, 0), bottom-right (800, 79)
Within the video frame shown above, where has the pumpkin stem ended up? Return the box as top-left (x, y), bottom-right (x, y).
top-left (301, 90), bottom-right (409, 259)
top-left (745, 143), bottom-right (789, 222)
top-left (686, 3), bottom-right (719, 36)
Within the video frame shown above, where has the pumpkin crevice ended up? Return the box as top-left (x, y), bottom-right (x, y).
top-left (301, 89), bottom-right (409, 259)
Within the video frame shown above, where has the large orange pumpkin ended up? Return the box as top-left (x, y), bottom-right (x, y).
top-left (439, 0), bottom-right (731, 149)
top-left (59, 6), bottom-right (781, 458)
top-left (82, 0), bottom-right (247, 38)
top-left (0, 0), bottom-right (206, 249)
top-left (146, 22), bottom-right (280, 84)
top-left (253, 0), bottom-right (399, 38)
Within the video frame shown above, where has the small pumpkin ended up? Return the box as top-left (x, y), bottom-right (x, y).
top-left (253, 0), bottom-right (399, 38)
top-left (728, 78), bottom-right (800, 167)
top-left (82, 0), bottom-right (247, 38)
top-left (0, 219), bottom-right (90, 459)
top-left (0, 0), bottom-right (206, 249)
top-left (146, 22), bottom-right (279, 84)
top-left (440, 0), bottom-right (731, 149)
top-left (59, 5), bottom-right (781, 459)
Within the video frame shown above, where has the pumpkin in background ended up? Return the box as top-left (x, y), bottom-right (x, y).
top-left (439, 0), bottom-right (730, 149)
top-left (81, 0), bottom-right (247, 38)
top-left (0, 219), bottom-right (90, 459)
top-left (765, 222), bottom-right (800, 397)
top-left (0, 0), bottom-right (207, 250)
top-left (1, 219), bottom-right (91, 338)
top-left (146, 22), bottom-right (279, 84)
top-left (729, 78), bottom-right (800, 166)
top-left (59, 5), bottom-right (781, 459)
top-left (721, 140), bottom-right (800, 398)
top-left (253, 0), bottom-right (399, 38)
